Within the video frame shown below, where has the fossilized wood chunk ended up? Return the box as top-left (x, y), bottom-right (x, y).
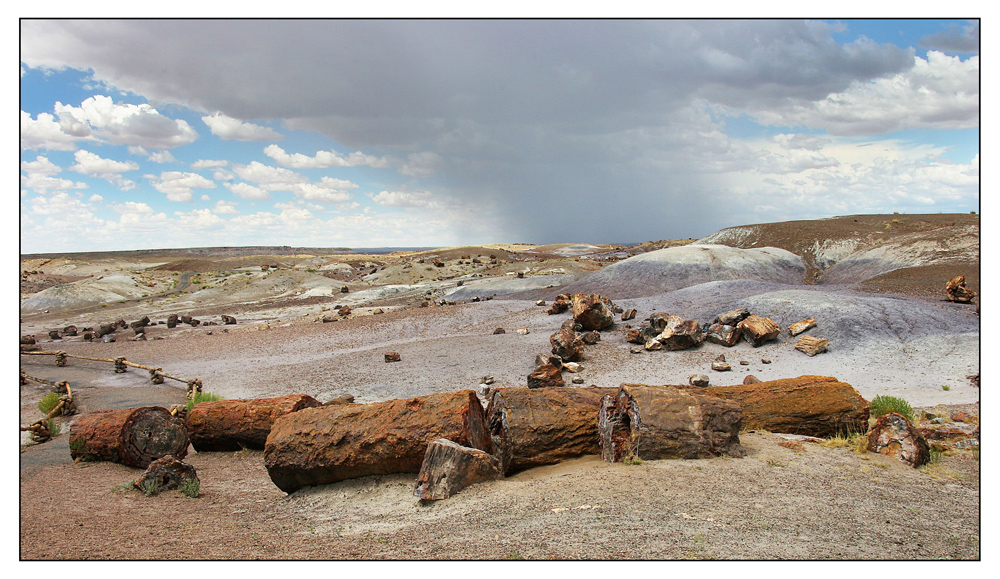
top-left (715, 307), bottom-right (751, 326)
top-left (550, 328), bottom-right (584, 362)
top-left (571, 293), bottom-right (615, 331)
top-left (705, 323), bottom-right (741, 347)
top-left (788, 318), bottom-right (817, 336)
top-left (708, 375), bottom-right (869, 437)
top-left (414, 439), bottom-right (503, 500)
top-left (528, 362), bottom-right (564, 388)
top-left (737, 315), bottom-right (780, 347)
top-left (794, 335), bottom-right (829, 356)
top-left (70, 407), bottom-right (190, 468)
top-left (133, 455), bottom-right (199, 492)
top-left (599, 384), bottom-right (743, 462)
top-left (621, 308), bottom-right (637, 321)
top-left (486, 387), bottom-right (616, 474)
top-left (264, 390), bottom-right (491, 493)
top-left (945, 275), bottom-right (977, 303)
top-left (186, 394), bottom-right (322, 452)
top-left (657, 319), bottom-right (704, 351)
top-left (867, 413), bottom-right (930, 467)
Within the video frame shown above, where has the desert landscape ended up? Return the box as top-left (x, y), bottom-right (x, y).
top-left (18, 213), bottom-right (980, 561)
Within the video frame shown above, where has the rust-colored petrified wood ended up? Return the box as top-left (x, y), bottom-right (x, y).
top-left (413, 439), bottom-right (504, 500)
top-left (69, 407), bottom-right (190, 468)
top-left (264, 390), bottom-right (491, 493)
top-left (486, 386), bottom-right (616, 475)
top-left (598, 384), bottom-right (744, 462)
top-left (707, 375), bottom-right (869, 437)
top-left (186, 394), bottom-right (322, 452)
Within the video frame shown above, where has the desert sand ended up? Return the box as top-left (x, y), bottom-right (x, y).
top-left (18, 214), bottom-right (980, 560)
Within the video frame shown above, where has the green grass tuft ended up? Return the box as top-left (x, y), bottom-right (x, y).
top-left (140, 479), bottom-right (162, 497)
top-left (869, 395), bottom-right (914, 422)
top-left (179, 478), bottom-right (201, 498)
top-left (186, 391), bottom-right (224, 413)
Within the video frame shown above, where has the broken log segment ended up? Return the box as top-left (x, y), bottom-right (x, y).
top-left (264, 390), bottom-right (491, 493)
top-left (867, 413), bottom-right (930, 468)
top-left (186, 394), bottom-right (322, 452)
top-left (486, 387), bottom-right (616, 475)
top-left (794, 335), bottom-right (830, 356)
top-left (70, 407), bottom-right (190, 468)
top-left (599, 384), bottom-right (744, 462)
top-left (707, 375), bottom-right (869, 438)
top-left (414, 439), bottom-right (504, 500)
top-left (788, 318), bottom-right (817, 336)
top-left (737, 315), bottom-right (780, 347)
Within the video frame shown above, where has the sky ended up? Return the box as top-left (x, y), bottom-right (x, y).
top-left (19, 18), bottom-right (980, 253)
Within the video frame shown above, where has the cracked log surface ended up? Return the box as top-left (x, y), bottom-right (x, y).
top-left (69, 406), bottom-right (189, 468)
top-left (186, 394), bottom-right (322, 452)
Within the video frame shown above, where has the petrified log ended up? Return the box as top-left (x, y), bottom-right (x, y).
top-left (708, 375), bottom-right (869, 437)
top-left (598, 384), bottom-right (743, 462)
top-left (945, 275), bottom-right (977, 303)
top-left (867, 413), bottom-right (930, 467)
top-left (69, 407), bottom-right (190, 468)
top-left (413, 439), bottom-right (503, 500)
top-left (788, 318), bottom-right (817, 336)
top-left (167, 314), bottom-right (178, 328)
top-left (264, 390), bottom-right (491, 493)
top-left (486, 386), bottom-right (616, 474)
top-left (186, 394), bottom-right (322, 452)
top-left (657, 319), bottom-right (704, 350)
top-left (705, 323), bottom-right (741, 347)
top-left (794, 335), bottom-right (829, 356)
top-left (571, 293), bottom-right (615, 331)
top-left (550, 328), bottom-right (584, 362)
top-left (737, 315), bottom-right (780, 347)
top-left (527, 362), bottom-right (564, 388)
top-left (133, 455), bottom-right (199, 492)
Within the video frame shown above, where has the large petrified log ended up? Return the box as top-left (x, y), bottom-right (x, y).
top-left (707, 375), bottom-right (869, 437)
top-left (186, 394), bottom-right (322, 452)
top-left (413, 439), bottom-right (504, 500)
top-left (571, 293), bottom-right (615, 331)
top-left (598, 384), bottom-right (743, 462)
top-left (867, 412), bottom-right (930, 467)
top-left (486, 386), bottom-right (616, 474)
top-left (70, 407), bottom-right (190, 468)
top-left (264, 390), bottom-right (491, 493)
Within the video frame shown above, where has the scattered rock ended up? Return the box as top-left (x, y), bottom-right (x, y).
top-left (324, 393), bottom-right (355, 406)
top-left (945, 275), bottom-right (977, 303)
top-left (743, 375), bottom-right (761, 385)
top-left (527, 363), bottom-right (564, 389)
top-left (166, 314), bottom-right (178, 328)
top-left (535, 354), bottom-right (563, 369)
top-left (737, 315), bottom-right (780, 347)
top-left (711, 355), bottom-right (731, 372)
top-left (795, 335), bottom-right (830, 356)
top-left (630, 346), bottom-right (643, 354)
top-left (561, 319), bottom-right (584, 331)
top-left (739, 360), bottom-right (749, 366)
top-left (547, 294), bottom-right (571, 315)
top-left (562, 362), bottom-right (583, 373)
top-left (644, 339), bottom-right (663, 351)
top-left (480, 375), bottom-right (495, 385)
top-left (20, 335), bottom-right (36, 345)
top-left (777, 440), bottom-right (804, 452)
top-left (132, 455), bottom-right (199, 494)
top-left (761, 359), bottom-right (771, 364)
top-left (535, 300), bottom-right (546, 306)
top-left (339, 306), bottom-right (352, 317)
top-left (689, 374), bottom-right (709, 387)
top-left (493, 328), bottom-right (506, 335)
top-left (221, 315), bottom-right (237, 325)
top-left (384, 352), bottom-right (401, 363)
top-left (341, 285), bottom-right (350, 293)
top-left (571, 293), bottom-right (615, 331)
top-left (581, 330), bottom-right (601, 345)
top-left (621, 308), bottom-right (637, 321)
top-left (572, 377), bottom-right (585, 384)
top-left (516, 328), bottom-right (530, 335)
top-left (414, 439), bottom-right (504, 501)
top-left (373, 308), bottom-right (384, 315)
top-left (788, 318), bottom-right (817, 336)
top-left (705, 323), bottom-right (741, 347)
top-left (715, 307), bottom-right (751, 326)
top-left (48, 330), bottom-right (61, 340)
top-left (867, 412), bottom-right (930, 468)
top-left (432, 258), bottom-right (445, 268)
top-left (63, 325), bottom-right (78, 336)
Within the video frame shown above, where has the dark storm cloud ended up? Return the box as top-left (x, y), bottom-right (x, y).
top-left (919, 20), bottom-right (979, 53)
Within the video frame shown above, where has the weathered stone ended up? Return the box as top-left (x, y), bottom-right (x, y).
top-left (133, 455), bottom-right (199, 493)
top-left (867, 413), bottom-right (930, 467)
top-left (737, 315), bottom-right (780, 347)
top-left (708, 376), bottom-right (869, 437)
top-left (384, 351), bottom-right (401, 362)
top-left (493, 327), bottom-right (506, 334)
top-left (264, 390), bottom-right (491, 493)
top-left (571, 293), bottom-right (615, 331)
top-left (621, 308), bottom-right (637, 321)
top-left (581, 330), bottom-right (601, 345)
top-left (788, 318), bottom-right (817, 336)
top-left (414, 439), bottom-right (504, 500)
top-left (711, 354), bottom-right (731, 372)
top-left (341, 285), bottom-right (350, 293)
top-left (644, 339), bottom-right (663, 351)
top-left (547, 295), bottom-right (571, 315)
top-left (705, 323), bottom-right (741, 347)
top-left (715, 307), bottom-right (751, 326)
top-left (560, 319), bottom-right (582, 330)
top-left (323, 393), bottom-right (355, 406)
top-left (339, 305), bottom-right (352, 317)
top-left (516, 328), bottom-right (530, 335)
top-left (647, 312), bottom-right (677, 334)
top-left (743, 375), bottom-right (761, 385)
top-left (486, 387), bottom-right (617, 474)
top-left (48, 330), bottom-right (61, 340)
top-left (657, 319), bottom-right (704, 351)
top-left (945, 275), bottom-right (977, 303)
top-left (562, 362), bottom-right (582, 373)
top-left (572, 377), bottom-right (585, 384)
top-left (626, 328), bottom-right (647, 344)
top-left (795, 335), bottom-right (829, 356)
top-left (63, 325), bottom-right (78, 336)
top-left (432, 258), bottom-right (445, 268)
top-left (166, 314), bottom-right (178, 328)
top-left (599, 384), bottom-right (744, 461)
top-left (534, 353), bottom-right (563, 369)
top-left (527, 363), bottom-right (564, 389)
top-left (20, 335), bottom-right (36, 345)
top-left (535, 300), bottom-right (546, 306)
top-left (550, 328), bottom-right (584, 362)
top-left (221, 315), bottom-right (237, 325)
top-left (186, 394), bottom-right (322, 451)
top-left (689, 374), bottom-right (709, 387)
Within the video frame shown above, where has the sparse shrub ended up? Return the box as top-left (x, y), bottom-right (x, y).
top-left (623, 454), bottom-right (643, 465)
top-left (942, 385), bottom-right (951, 391)
top-left (37, 392), bottom-right (60, 415)
top-left (140, 479), bottom-right (162, 497)
top-left (186, 391), bottom-right (224, 413)
top-left (179, 478), bottom-right (201, 498)
top-left (869, 395), bottom-right (914, 422)
top-left (822, 430), bottom-right (868, 454)
top-left (47, 419), bottom-right (61, 438)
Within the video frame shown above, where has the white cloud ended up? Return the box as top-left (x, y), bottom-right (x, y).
top-left (232, 161), bottom-right (308, 190)
top-left (88, 194), bottom-right (104, 202)
top-left (70, 149), bottom-right (139, 174)
top-left (173, 208), bottom-right (226, 230)
top-left (148, 150), bottom-right (178, 163)
top-left (214, 200), bottom-right (239, 215)
top-left (263, 144), bottom-right (390, 169)
top-left (20, 110), bottom-right (81, 151)
top-left (21, 156), bottom-right (62, 175)
top-left (292, 183), bottom-right (353, 204)
top-left (111, 201), bottom-right (154, 214)
top-left (225, 182), bottom-right (271, 201)
top-left (368, 190), bottom-right (434, 208)
top-left (213, 170), bottom-right (236, 181)
top-left (52, 95), bottom-right (198, 149)
top-left (202, 113), bottom-right (283, 141)
top-left (192, 159), bottom-right (229, 169)
top-left (20, 173), bottom-right (89, 194)
top-left (147, 171), bottom-right (216, 202)
top-left (201, 194), bottom-right (212, 201)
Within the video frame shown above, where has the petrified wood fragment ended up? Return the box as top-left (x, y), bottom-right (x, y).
top-left (867, 412), bottom-right (930, 467)
top-left (657, 319), bottom-right (704, 350)
top-left (133, 455), bottom-right (199, 492)
top-left (945, 275), bottom-right (977, 303)
top-left (414, 439), bottom-right (504, 500)
top-left (571, 293), bottom-right (615, 331)
top-left (715, 307), bottom-right (750, 326)
top-left (737, 315), bottom-right (780, 347)
top-left (705, 323), bottom-right (741, 347)
top-left (527, 362), bottom-right (564, 388)
top-left (788, 318), bottom-right (817, 336)
top-left (70, 407), bottom-right (190, 468)
top-left (186, 394), bottom-right (322, 452)
top-left (708, 375), bottom-right (868, 437)
top-left (264, 390), bottom-right (490, 493)
top-left (598, 384), bottom-right (743, 462)
top-left (794, 335), bottom-right (829, 356)
top-left (486, 386), bottom-right (616, 474)
top-left (550, 328), bottom-right (584, 362)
